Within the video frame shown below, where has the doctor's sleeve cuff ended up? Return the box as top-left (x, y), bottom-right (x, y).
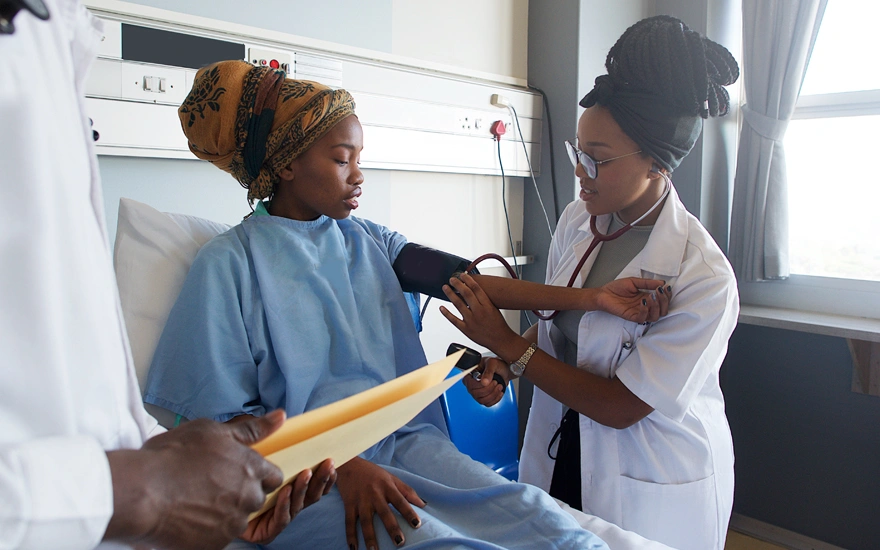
top-left (615, 276), bottom-right (739, 423)
top-left (0, 436), bottom-right (113, 550)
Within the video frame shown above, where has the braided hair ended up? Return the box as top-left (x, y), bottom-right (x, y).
top-left (605, 15), bottom-right (739, 118)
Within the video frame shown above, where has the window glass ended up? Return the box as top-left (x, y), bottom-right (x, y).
top-left (786, 2), bottom-right (880, 283)
top-left (785, 116), bottom-right (880, 282)
top-left (800, 2), bottom-right (880, 96)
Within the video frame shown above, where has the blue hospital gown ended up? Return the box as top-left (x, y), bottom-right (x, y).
top-left (143, 211), bottom-right (607, 550)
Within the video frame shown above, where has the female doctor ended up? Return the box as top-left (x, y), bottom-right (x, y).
top-left (441, 15), bottom-right (740, 550)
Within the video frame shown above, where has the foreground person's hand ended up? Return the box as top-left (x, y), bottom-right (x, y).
top-left (104, 410), bottom-right (286, 550)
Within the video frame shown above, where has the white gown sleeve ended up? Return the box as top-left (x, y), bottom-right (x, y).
top-left (0, 1), bottom-right (148, 547)
top-left (0, 437), bottom-right (113, 550)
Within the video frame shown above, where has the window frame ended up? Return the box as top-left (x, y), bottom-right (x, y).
top-left (739, 88), bottom-right (880, 321)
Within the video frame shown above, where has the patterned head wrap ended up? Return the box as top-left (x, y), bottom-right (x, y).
top-left (179, 60), bottom-right (356, 203)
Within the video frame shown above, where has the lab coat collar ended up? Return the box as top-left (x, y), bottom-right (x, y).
top-left (573, 184), bottom-right (689, 280)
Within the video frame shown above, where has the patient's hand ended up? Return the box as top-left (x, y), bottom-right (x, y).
top-left (462, 357), bottom-right (510, 407)
top-left (594, 278), bottom-right (670, 323)
top-left (336, 456), bottom-right (425, 549)
top-left (240, 458), bottom-right (337, 544)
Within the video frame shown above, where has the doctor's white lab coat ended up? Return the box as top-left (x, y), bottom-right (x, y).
top-left (520, 186), bottom-right (739, 550)
top-left (0, 2), bottom-right (161, 548)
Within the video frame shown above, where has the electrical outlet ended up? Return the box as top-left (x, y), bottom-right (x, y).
top-left (456, 110), bottom-right (507, 136)
top-left (247, 47), bottom-right (292, 72)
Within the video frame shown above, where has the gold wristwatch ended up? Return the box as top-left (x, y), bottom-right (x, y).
top-left (509, 342), bottom-right (538, 377)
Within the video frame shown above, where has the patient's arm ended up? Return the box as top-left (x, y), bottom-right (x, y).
top-left (336, 457), bottom-right (425, 550)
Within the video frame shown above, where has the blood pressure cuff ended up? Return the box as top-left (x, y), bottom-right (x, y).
top-left (393, 243), bottom-right (479, 301)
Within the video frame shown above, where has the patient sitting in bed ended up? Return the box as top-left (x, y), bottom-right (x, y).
top-left (144, 61), bottom-right (654, 549)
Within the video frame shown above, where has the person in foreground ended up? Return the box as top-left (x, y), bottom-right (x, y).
top-left (0, 1), bottom-right (333, 549)
top-left (443, 15), bottom-right (741, 550)
top-left (143, 60), bottom-right (675, 549)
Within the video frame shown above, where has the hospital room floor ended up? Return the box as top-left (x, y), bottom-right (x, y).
top-left (725, 530), bottom-right (787, 549)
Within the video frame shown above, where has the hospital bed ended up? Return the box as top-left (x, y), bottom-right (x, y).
top-left (113, 198), bottom-right (675, 550)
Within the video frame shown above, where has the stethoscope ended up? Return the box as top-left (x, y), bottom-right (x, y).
top-left (465, 172), bottom-right (672, 321)
top-left (0, 0), bottom-right (49, 35)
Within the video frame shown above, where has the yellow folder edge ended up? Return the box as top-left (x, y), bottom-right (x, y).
top-left (249, 351), bottom-right (471, 519)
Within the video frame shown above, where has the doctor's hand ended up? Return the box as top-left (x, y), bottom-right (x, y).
top-left (440, 273), bottom-right (520, 353)
top-left (104, 410), bottom-right (287, 550)
top-left (463, 356), bottom-right (511, 407)
top-left (594, 278), bottom-right (670, 324)
top-left (240, 458), bottom-right (337, 544)
top-left (336, 456), bottom-right (426, 549)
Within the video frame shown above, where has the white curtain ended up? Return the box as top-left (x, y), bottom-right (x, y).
top-left (729, 0), bottom-right (827, 281)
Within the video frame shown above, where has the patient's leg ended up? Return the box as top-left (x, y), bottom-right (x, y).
top-left (259, 426), bottom-right (608, 550)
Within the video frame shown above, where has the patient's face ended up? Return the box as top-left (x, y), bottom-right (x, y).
top-left (274, 115), bottom-right (364, 221)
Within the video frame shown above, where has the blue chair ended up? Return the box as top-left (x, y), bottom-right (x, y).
top-left (440, 374), bottom-right (519, 481)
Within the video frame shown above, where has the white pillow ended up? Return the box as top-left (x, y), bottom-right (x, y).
top-left (114, 198), bottom-right (231, 391)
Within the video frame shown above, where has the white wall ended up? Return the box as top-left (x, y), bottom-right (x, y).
top-left (359, 171), bottom-right (524, 362)
top-left (391, 0), bottom-right (528, 81)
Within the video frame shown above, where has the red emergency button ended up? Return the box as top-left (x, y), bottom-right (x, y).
top-left (269, 59), bottom-right (280, 69)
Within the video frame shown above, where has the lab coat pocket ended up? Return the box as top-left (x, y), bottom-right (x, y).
top-left (619, 473), bottom-right (717, 550)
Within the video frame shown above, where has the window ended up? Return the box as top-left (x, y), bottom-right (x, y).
top-left (785, 1), bottom-right (880, 284)
top-left (739, 1), bottom-right (880, 320)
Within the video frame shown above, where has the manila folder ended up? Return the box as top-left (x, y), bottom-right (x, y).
top-left (249, 350), bottom-right (470, 518)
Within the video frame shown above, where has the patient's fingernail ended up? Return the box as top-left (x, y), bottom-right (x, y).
top-left (642, 298), bottom-right (647, 306)
top-left (667, 285), bottom-right (672, 292)
top-left (395, 535), bottom-right (404, 545)
top-left (658, 286), bottom-right (664, 294)
top-left (411, 518), bottom-right (421, 527)
top-left (349, 545), bottom-right (355, 550)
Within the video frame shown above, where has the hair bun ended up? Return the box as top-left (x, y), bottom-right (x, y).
top-left (703, 38), bottom-right (740, 117)
top-left (604, 15), bottom-right (739, 118)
